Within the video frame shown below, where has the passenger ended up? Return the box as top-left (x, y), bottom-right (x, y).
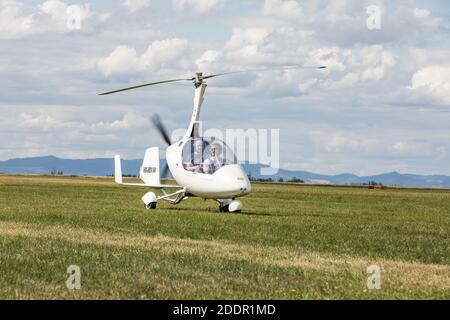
top-left (203, 144), bottom-right (222, 175)
top-left (185, 139), bottom-right (204, 173)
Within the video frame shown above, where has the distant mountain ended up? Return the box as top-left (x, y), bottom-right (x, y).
top-left (244, 163), bottom-right (450, 188)
top-left (1, 155), bottom-right (450, 188)
top-left (0, 156), bottom-right (141, 177)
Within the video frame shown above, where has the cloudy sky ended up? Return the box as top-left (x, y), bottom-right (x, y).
top-left (1, 0), bottom-right (450, 175)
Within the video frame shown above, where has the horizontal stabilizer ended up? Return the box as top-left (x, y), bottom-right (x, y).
top-left (119, 182), bottom-right (180, 188)
top-left (114, 153), bottom-right (179, 188)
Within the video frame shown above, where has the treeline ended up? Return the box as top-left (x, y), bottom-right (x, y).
top-left (107, 174), bottom-right (137, 177)
top-left (360, 181), bottom-right (383, 186)
top-left (247, 172), bottom-right (304, 183)
top-left (50, 170), bottom-right (64, 176)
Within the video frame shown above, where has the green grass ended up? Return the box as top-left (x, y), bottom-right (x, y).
top-left (0, 175), bottom-right (449, 299)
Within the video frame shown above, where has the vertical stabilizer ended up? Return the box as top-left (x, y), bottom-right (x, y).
top-left (114, 155), bottom-right (123, 184)
top-left (140, 147), bottom-right (161, 186)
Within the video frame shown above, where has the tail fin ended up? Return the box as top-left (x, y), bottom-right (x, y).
top-left (140, 147), bottom-right (161, 186)
top-left (114, 155), bottom-right (123, 184)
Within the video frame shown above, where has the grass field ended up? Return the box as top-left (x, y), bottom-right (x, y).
top-left (0, 175), bottom-right (449, 300)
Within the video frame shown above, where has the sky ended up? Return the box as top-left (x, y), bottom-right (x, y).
top-left (1, 0), bottom-right (450, 176)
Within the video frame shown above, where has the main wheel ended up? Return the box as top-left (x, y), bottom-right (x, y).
top-left (219, 205), bottom-right (229, 212)
top-left (228, 200), bottom-right (243, 213)
top-left (145, 202), bottom-right (157, 210)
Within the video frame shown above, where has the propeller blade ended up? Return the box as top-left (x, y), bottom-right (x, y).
top-left (151, 114), bottom-right (172, 146)
top-left (99, 77), bottom-right (194, 95)
top-left (161, 163), bottom-right (170, 179)
top-left (203, 65), bottom-right (326, 80)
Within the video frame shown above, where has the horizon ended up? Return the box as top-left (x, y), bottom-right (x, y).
top-left (2, 154), bottom-right (450, 178)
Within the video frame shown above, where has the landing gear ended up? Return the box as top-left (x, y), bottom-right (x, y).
top-left (218, 199), bottom-right (243, 213)
top-left (142, 192), bottom-right (157, 210)
top-left (141, 189), bottom-right (188, 210)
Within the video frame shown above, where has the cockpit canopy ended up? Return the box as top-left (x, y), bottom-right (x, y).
top-left (182, 137), bottom-right (237, 175)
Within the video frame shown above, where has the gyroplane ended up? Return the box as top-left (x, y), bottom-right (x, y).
top-left (99, 65), bottom-right (326, 212)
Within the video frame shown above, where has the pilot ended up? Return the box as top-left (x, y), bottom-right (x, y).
top-left (203, 144), bottom-right (222, 175)
top-left (185, 139), bottom-right (204, 173)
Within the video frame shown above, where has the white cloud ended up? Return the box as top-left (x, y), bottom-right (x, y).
top-left (311, 45), bottom-right (396, 90)
top-left (391, 141), bottom-right (434, 157)
top-left (316, 131), bottom-right (379, 153)
top-left (0, 0), bottom-right (98, 39)
top-left (224, 27), bottom-right (273, 64)
top-left (411, 66), bottom-right (450, 105)
top-left (18, 110), bottom-right (148, 133)
top-left (0, 105), bottom-right (158, 160)
top-left (256, 1), bottom-right (444, 47)
top-left (199, 24), bottom-right (396, 96)
top-left (122, 0), bottom-right (152, 13)
top-left (413, 8), bottom-right (430, 19)
top-left (141, 38), bottom-right (189, 69)
top-left (172, 0), bottom-right (227, 13)
top-left (97, 38), bottom-right (190, 77)
top-left (38, 0), bottom-right (68, 19)
top-left (97, 45), bottom-right (142, 77)
top-left (262, 0), bottom-right (302, 19)
top-left (0, 0), bottom-right (35, 39)
top-left (409, 48), bottom-right (450, 67)
top-left (195, 50), bottom-right (222, 72)
top-left (298, 78), bottom-right (317, 93)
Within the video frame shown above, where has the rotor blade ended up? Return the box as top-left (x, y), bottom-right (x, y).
top-left (203, 65), bottom-right (327, 80)
top-left (151, 114), bottom-right (172, 146)
top-left (161, 163), bottom-right (170, 179)
top-left (99, 77), bottom-right (194, 96)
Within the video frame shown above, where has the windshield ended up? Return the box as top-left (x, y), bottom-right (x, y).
top-left (182, 137), bottom-right (237, 174)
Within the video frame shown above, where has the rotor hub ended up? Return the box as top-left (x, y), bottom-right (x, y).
top-left (194, 72), bottom-right (203, 87)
